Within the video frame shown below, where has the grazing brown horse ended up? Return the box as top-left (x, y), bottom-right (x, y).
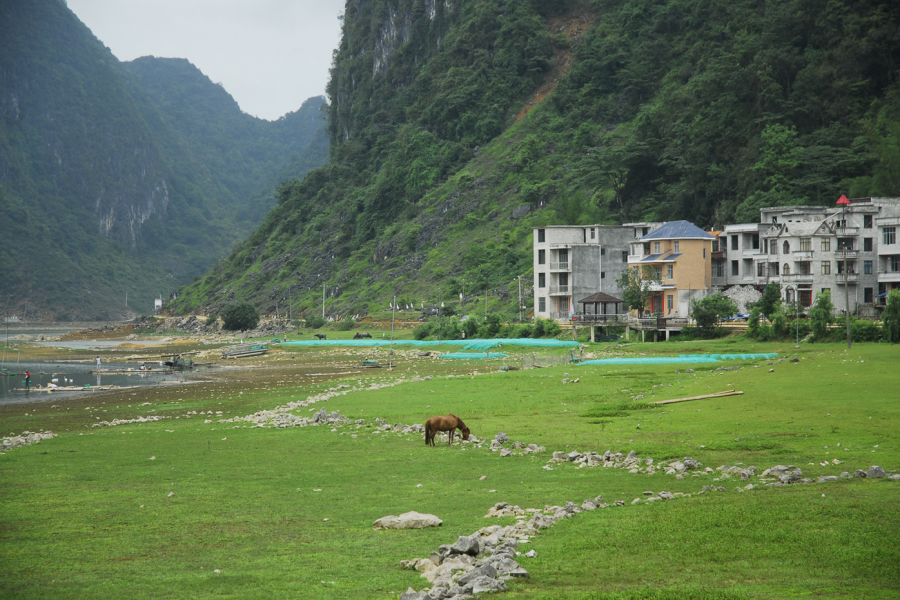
top-left (425, 414), bottom-right (471, 446)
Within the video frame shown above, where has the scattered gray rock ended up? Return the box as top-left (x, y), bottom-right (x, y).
top-left (867, 465), bottom-right (886, 479)
top-left (450, 535), bottom-right (481, 556)
top-left (854, 469), bottom-right (867, 478)
top-left (373, 512), bottom-right (443, 530)
top-left (500, 448), bottom-right (512, 457)
top-left (495, 432), bottom-right (509, 444)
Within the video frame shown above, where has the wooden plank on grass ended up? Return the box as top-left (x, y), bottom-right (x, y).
top-left (652, 390), bottom-right (743, 405)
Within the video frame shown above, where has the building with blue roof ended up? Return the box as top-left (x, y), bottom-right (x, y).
top-left (627, 220), bottom-right (716, 317)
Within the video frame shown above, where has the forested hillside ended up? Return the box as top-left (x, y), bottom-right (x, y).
top-left (0, 0), bottom-right (328, 319)
top-left (169, 0), bottom-right (900, 320)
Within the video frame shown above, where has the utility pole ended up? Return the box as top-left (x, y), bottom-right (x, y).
top-left (322, 283), bottom-right (326, 319)
top-left (166, 273), bottom-right (171, 303)
top-left (288, 286), bottom-right (292, 321)
top-left (125, 291), bottom-right (128, 308)
top-left (518, 276), bottom-right (522, 322)
top-left (837, 195), bottom-right (852, 349)
top-left (389, 295), bottom-right (396, 370)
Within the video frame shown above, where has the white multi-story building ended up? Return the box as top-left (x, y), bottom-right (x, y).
top-left (532, 224), bottom-right (661, 320)
top-left (712, 199), bottom-right (900, 313)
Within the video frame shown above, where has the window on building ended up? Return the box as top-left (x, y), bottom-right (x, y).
top-left (863, 237), bottom-right (873, 252)
top-left (558, 249), bottom-right (568, 267)
top-left (653, 241), bottom-right (661, 254)
top-left (590, 228), bottom-right (595, 239)
top-left (864, 260), bottom-right (873, 275)
top-left (864, 215), bottom-right (873, 229)
top-left (601, 272), bottom-right (606, 279)
top-left (800, 238), bottom-right (811, 251)
top-left (821, 261), bottom-right (831, 275)
top-left (600, 247), bottom-right (605, 255)
top-left (774, 263), bottom-right (780, 275)
top-left (622, 251), bottom-right (628, 263)
top-left (538, 229), bottom-right (545, 243)
top-left (758, 262), bottom-right (766, 277)
top-left (865, 287), bottom-right (874, 303)
top-left (838, 238), bottom-right (853, 251)
top-left (558, 297), bottom-right (569, 313)
top-left (712, 238), bottom-right (720, 252)
top-left (752, 235), bottom-right (760, 249)
top-left (538, 249), bottom-right (545, 265)
top-left (731, 260), bottom-right (739, 276)
top-left (642, 227), bottom-right (649, 236)
top-left (772, 216), bottom-right (778, 224)
top-left (836, 218), bottom-right (847, 228)
top-left (731, 235), bottom-right (738, 250)
top-left (667, 294), bottom-right (673, 311)
top-left (783, 263), bottom-right (791, 275)
top-left (891, 256), bottom-right (900, 272)
top-left (799, 290), bottom-right (812, 307)
top-left (538, 297), bottom-right (546, 312)
top-left (770, 240), bottom-right (778, 254)
top-left (654, 266), bottom-right (663, 279)
top-left (538, 273), bottom-right (546, 288)
top-left (837, 261), bottom-right (845, 274)
top-left (821, 287), bottom-right (830, 297)
top-left (783, 240), bottom-right (790, 254)
top-left (674, 241), bottom-right (680, 253)
top-left (884, 227), bottom-right (896, 245)
top-left (821, 237), bottom-right (831, 251)
top-left (666, 264), bottom-right (673, 279)
top-left (703, 248), bottom-right (707, 259)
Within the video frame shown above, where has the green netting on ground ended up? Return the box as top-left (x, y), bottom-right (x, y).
top-left (460, 339), bottom-right (579, 351)
top-left (578, 353), bottom-right (777, 366)
top-left (440, 352), bottom-right (508, 359)
top-left (281, 338), bottom-right (579, 350)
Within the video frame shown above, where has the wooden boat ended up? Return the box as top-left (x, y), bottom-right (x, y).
top-left (221, 343), bottom-right (269, 359)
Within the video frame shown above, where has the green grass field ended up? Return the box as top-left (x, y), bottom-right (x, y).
top-left (1, 339), bottom-right (898, 599)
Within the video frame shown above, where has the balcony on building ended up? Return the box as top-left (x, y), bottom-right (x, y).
top-left (548, 261), bottom-right (570, 271)
top-left (878, 271), bottom-right (900, 283)
top-left (782, 273), bottom-right (814, 284)
top-left (834, 226), bottom-right (860, 236)
top-left (835, 273), bottom-right (860, 284)
top-left (792, 250), bottom-right (815, 260)
top-left (548, 285), bottom-right (570, 296)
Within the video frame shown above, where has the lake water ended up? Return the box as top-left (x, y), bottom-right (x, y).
top-left (0, 361), bottom-right (185, 404)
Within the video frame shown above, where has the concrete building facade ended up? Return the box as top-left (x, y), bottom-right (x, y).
top-left (532, 225), bottom-right (651, 320)
top-left (712, 198), bottom-right (900, 314)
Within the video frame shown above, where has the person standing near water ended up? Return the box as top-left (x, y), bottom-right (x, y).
top-left (96, 356), bottom-right (101, 372)
top-left (25, 371), bottom-right (30, 388)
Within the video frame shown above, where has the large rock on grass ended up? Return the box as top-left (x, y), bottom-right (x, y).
top-left (373, 511), bottom-right (442, 530)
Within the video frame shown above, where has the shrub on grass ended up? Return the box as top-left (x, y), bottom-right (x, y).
top-left (808, 290), bottom-right (834, 340)
top-left (513, 323), bottom-right (533, 338)
top-left (304, 315), bottom-right (326, 329)
top-left (336, 317), bottom-right (355, 331)
top-left (532, 317), bottom-right (546, 337)
top-left (462, 316), bottom-right (480, 339)
top-left (690, 293), bottom-right (737, 337)
top-left (220, 301), bottom-right (259, 331)
top-left (851, 318), bottom-right (882, 342)
top-left (413, 321), bottom-right (434, 340)
top-left (543, 319), bottom-right (562, 337)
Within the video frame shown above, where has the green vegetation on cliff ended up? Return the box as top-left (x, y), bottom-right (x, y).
top-left (0, 0), bottom-right (328, 319)
top-left (173, 0), bottom-right (900, 320)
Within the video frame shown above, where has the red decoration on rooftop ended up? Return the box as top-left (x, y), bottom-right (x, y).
top-left (836, 194), bottom-right (851, 205)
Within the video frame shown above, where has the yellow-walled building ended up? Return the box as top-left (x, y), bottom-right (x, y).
top-left (627, 220), bottom-right (716, 317)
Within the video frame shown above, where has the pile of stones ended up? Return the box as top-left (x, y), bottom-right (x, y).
top-left (0, 430), bottom-right (57, 452)
top-left (93, 415), bottom-right (170, 428)
top-left (400, 491), bottom-right (686, 600)
top-left (489, 432), bottom-right (545, 456)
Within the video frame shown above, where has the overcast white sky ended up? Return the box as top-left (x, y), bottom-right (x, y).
top-left (68, 0), bottom-right (347, 121)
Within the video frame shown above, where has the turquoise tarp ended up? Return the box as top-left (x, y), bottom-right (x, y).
top-left (281, 338), bottom-right (579, 351)
top-left (440, 352), bottom-right (508, 359)
top-left (578, 353), bottom-right (777, 366)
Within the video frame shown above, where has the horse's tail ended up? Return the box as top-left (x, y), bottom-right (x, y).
top-left (424, 421), bottom-right (432, 446)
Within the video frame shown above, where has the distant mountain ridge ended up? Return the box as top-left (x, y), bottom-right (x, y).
top-left (0, 0), bottom-right (328, 319)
